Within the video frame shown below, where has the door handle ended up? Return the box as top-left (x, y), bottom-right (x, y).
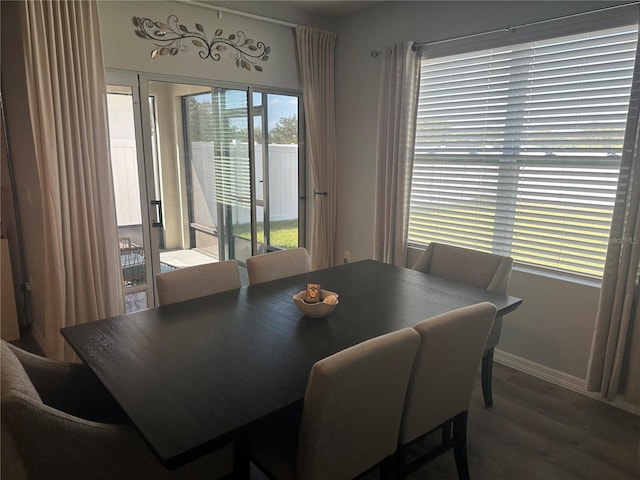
top-left (151, 200), bottom-right (163, 227)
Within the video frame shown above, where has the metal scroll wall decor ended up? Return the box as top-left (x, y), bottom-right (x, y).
top-left (133, 15), bottom-right (270, 72)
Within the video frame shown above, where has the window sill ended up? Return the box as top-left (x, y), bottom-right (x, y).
top-left (512, 264), bottom-right (602, 289)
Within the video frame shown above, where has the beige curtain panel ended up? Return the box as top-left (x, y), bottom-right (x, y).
top-left (22, 0), bottom-right (124, 360)
top-left (586, 28), bottom-right (640, 406)
top-left (295, 26), bottom-right (337, 270)
top-left (373, 42), bottom-right (420, 267)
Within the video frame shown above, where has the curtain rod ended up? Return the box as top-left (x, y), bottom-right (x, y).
top-left (371, 0), bottom-right (639, 57)
top-left (175, 0), bottom-right (298, 28)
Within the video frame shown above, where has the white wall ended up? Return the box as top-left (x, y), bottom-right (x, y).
top-left (334, 1), bottom-right (627, 380)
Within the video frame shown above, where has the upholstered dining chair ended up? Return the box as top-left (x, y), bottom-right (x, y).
top-left (412, 242), bottom-right (513, 406)
top-left (1, 340), bottom-right (235, 480)
top-left (250, 328), bottom-right (420, 480)
top-left (396, 302), bottom-right (496, 480)
top-left (156, 260), bottom-right (241, 305)
top-left (245, 247), bottom-right (311, 285)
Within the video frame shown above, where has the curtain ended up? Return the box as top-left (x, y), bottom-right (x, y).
top-left (22, 0), bottom-right (124, 360)
top-left (373, 42), bottom-right (420, 267)
top-left (586, 28), bottom-right (640, 406)
top-left (295, 26), bottom-right (337, 270)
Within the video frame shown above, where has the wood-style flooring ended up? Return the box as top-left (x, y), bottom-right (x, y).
top-left (252, 362), bottom-right (640, 480)
top-left (379, 362), bottom-right (640, 479)
top-left (12, 330), bottom-right (640, 479)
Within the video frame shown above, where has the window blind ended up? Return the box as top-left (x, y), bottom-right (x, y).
top-left (211, 89), bottom-right (251, 210)
top-left (409, 24), bottom-right (639, 277)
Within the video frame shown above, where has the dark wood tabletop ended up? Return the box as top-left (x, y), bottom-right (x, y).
top-left (61, 259), bottom-right (521, 466)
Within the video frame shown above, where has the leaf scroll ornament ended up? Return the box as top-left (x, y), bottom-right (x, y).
top-left (133, 15), bottom-right (270, 72)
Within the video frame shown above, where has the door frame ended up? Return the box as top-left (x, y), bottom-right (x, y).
top-left (105, 71), bottom-right (155, 308)
top-left (249, 88), bottom-right (307, 253)
top-left (107, 69), bottom-right (306, 307)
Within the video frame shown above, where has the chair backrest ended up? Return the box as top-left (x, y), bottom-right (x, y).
top-left (296, 328), bottom-right (420, 480)
top-left (156, 260), bottom-right (241, 305)
top-left (1, 341), bottom-right (42, 405)
top-left (1, 341), bottom-right (235, 480)
top-left (399, 302), bottom-right (496, 445)
top-left (412, 242), bottom-right (513, 294)
top-left (245, 247), bottom-right (311, 285)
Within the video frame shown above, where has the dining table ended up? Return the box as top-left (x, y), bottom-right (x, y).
top-left (61, 259), bottom-right (522, 468)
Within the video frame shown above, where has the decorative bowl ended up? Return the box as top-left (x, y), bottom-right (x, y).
top-left (292, 289), bottom-right (339, 318)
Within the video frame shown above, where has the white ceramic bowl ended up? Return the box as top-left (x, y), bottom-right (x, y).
top-left (292, 289), bottom-right (339, 318)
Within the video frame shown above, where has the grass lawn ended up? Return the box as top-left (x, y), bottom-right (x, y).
top-left (234, 219), bottom-right (299, 249)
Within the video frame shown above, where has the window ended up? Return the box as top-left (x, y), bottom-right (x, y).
top-left (409, 24), bottom-right (638, 277)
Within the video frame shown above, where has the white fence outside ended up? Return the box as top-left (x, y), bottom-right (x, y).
top-left (110, 138), bottom-right (142, 226)
top-left (111, 141), bottom-right (299, 228)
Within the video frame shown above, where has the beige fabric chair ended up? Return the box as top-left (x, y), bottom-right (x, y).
top-left (246, 248), bottom-right (311, 285)
top-left (396, 302), bottom-right (496, 479)
top-left (412, 242), bottom-right (513, 406)
top-left (156, 260), bottom-right (241, 306)
top-left (1, 341), bottom-right (234, 480)
top-left (250, 328), bottom-right (420, 480)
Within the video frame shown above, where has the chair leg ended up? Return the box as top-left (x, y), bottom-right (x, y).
top-left (392, 445), bottom-right (408, 480)
top-left (233, 435), bottom-right (251, 480)
top-left (441, 420), bottom-right (452, 444)
top-left (452, 412), bottom-right (470, 480)
top-left (380, 455), bottom-right (395, 480)
top-left (481, 348), bottom-right (494, 407)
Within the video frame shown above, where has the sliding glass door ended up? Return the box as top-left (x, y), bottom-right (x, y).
top-left (180, 84), bottom-right (254, 264)
top-left (106, 73), bottom-right (304, 311)
top-left (141, 81), bottom-right (254, 273)
top-left (252, 92), bottom-right (304, 253)
top-left (106, 77), bottom-right (151, 312)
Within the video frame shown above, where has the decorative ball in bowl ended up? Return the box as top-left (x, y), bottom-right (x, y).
top-left (293, 289), bottom-right (339, 318)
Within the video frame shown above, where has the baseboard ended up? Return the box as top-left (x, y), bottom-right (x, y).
top-left (494, 349), bottom-right (640, 416)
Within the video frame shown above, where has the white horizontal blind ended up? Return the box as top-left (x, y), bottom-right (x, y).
top-left (409, 24), bottom-right (638, 277)
top-left (210, 89), bottom-right (251, 209)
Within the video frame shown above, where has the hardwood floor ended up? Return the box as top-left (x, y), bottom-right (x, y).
top-left (387, 363), bottom-right (640, 479)
top-left (252, 362), bottom-right (640, 480)
top-left (11, 329), bottom-right (639, 479)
